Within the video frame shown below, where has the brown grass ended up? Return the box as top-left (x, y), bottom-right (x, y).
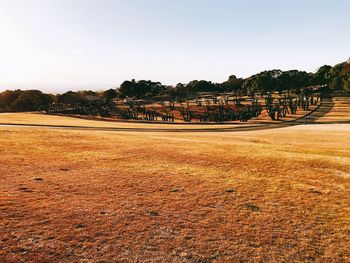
top-left (0, 115), bottom-right (350, 262)
top-left (0, 112), bottom-right (251, 129)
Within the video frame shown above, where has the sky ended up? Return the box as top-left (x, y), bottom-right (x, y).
top-left (0, 0), bottom-right (349, 93)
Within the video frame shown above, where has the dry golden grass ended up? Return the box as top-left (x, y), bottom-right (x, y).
top-left (0, 112), bottom-right (256, 130)
top-left (0, 113), bottom-right (350, 262)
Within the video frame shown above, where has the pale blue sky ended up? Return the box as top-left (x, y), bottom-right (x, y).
top-left (0, 0), bottom-right (349, 92)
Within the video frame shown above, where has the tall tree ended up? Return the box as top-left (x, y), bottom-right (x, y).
top-left (103, 89), bottom-right (118, 100)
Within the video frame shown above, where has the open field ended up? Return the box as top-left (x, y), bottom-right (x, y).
top-left (1, 100), bottom-right (350, 262)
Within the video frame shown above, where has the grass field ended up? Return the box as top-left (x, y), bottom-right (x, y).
top-left (0, 112), bottom-right (256, 130)
top-left (1, 109), bottom-right (350, 262)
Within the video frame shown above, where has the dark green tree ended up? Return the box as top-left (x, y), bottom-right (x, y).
top-left (103, 89), bottom-right (118, 100)
top-left (220, 75), bottom-right (243, 92)
top-left (57, 91), bottom-right (84, 104)
top-left (11, 90), bottom-right (53, 111)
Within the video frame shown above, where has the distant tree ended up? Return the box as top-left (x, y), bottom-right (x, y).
top-left (184, 80), bottom-right (199, 93)
top-left (220, 75), bottom-right (243, 92)
top-left (241, 69), bottom-right (315, 95)
top-left (287, 70), bottom-right (310, 93)
top-left (0, 90), bottom-right (53, 112)
top-left (119, 80), bottom-right (136, 98)
top-left (57, 91), bottom-right (84, 104)
top-left (11, 90), bottom-right (53, 111)
top-left (313, 65), bottom-right (332, 86)
top-left (332, 63), bottom-right (349, 92)
top-left (103, 89), bottom-right (118, 100)
top-left (148, 82), bottom-right (167, 96)
top-left (329, 78), bottom-right (342, 91)
top-left (343, 76), bottom-right (350, 92)
top-left (184, 80), bottom-right (216, 93)
top-left (164, 85), bottom-right (176, 98)
top-left (173, 83), bottom-right (187, 95)
top-left (318, 62), bottom-right (350, 92)
top-left (134, 80), bottom-right (151, 97)
top-left (0, 90), bottom-right (22, 111)
top-left (119, 80), bottom-right (167, 98)
top-left (80, 90), bottom-right (98, 96)
top-left (242, 70), bottom-right (282, 95)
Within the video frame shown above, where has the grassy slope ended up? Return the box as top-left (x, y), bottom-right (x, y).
top-left (0, 120), bottom-right (350, 262)
top-left (0, 113), bottom-right (251, 129)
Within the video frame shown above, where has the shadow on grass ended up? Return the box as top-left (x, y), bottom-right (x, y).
top-left (1, 97), bottom-right (350, 132)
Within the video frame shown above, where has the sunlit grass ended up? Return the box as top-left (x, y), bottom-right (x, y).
top-left (0, 116), bottom-right (350, 262)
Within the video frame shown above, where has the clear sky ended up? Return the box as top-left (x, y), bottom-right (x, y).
top-left (0, 0), bottom-right (349, 93)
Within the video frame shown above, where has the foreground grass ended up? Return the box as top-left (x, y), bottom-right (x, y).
top-left (0, 122), bottom-right (350, 262)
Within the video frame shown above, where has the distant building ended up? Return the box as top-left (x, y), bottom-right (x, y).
top-left (123, 96), bottom-right (135, 103)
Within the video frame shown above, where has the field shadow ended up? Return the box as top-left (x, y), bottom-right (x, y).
top-left (305, 98), bottom-right (350, 124)
top-left (305, 98), bottom-right (335, 123)
top-left (1, 97), bottom-right (350, 132)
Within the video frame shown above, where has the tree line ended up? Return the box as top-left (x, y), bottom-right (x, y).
top-left (118, 60), bottom-right (349, 98)
top-left (0, 60), bottom-right (349, 112)
top-left (0, 89), bottom-right (117, 112)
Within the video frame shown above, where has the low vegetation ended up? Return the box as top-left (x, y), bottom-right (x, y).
top-left (0, 112), bottom-right (349, 262)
